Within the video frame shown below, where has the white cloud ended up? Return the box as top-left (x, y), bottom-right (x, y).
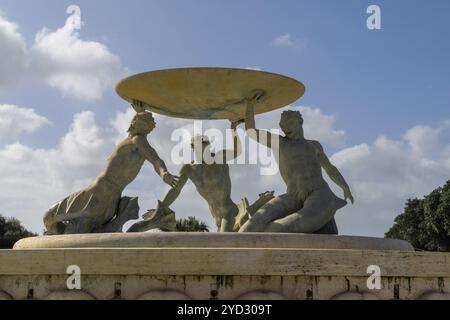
top-left (0, 14), bottom-right (27, 88)
top-left (245, 66), bottom-right (262, 71)
top-left (403, 125), bottom-right (441, 157)
top-left (331, 124), bottom-right (450, 237)
top-left (110, 107), bottom-right (135, 143)
top-left (271, 33), bottom-right (307, 50)
top-left (29, 17), bottom-right (123, 101)
top-left (0, 11), bottom-right (123, 100)
top-left (299, 106), bottom-right (346, 148)
top-left (273, 33), bottom-right (295, 47)
top-left (0, 104), bottom-right (50, 142)
top-left (59, 111), bottom-right (111, 166)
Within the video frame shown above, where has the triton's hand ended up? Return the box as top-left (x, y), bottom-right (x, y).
top-left (344, 189), bottom-right (354, 204)
top-left (246, 89), bottom-right (265, 104)
top-left (131, 100), bottom-right (148, 112)
top-left (163, 172), bottom-right (180, 188)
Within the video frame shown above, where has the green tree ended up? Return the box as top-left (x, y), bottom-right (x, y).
top-left (0, 214), bottom-right (37, 249)
top-left (175, 216), bottom-right (209, 232)
top-left (386, 180), bottom-right (450, 251)
top-left (0, 214), bottom-right (37, 238)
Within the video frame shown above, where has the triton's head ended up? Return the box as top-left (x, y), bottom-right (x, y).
top-left (128, 112), bottom-right (155, 135)
top-left (279, 110), bottom-right (304, 139)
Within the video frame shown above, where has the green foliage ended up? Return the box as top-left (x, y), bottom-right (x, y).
top-left (0, 214), bottom-right (37, 248)
top-left (0, 214), bottom-right (37, 238)
top-left (175, 216), bottom-right (209, 232)
top-left (385, 180), bottom-right (450, 251)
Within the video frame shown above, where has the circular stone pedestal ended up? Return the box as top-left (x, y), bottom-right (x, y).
top-left (4, 233), bottom-right (450, 300)
top-left (13, 232), bottom-right (414, 251)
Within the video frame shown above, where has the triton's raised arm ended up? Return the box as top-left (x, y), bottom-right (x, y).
top-left (245, 100), bottom-right (280, 149)
top-left (312, 140), bottom-right (354, 204)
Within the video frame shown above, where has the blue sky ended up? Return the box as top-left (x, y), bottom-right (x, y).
top-left (2, 0), bottom-right (449, 146)
top-left (1, 0), bottom-right (449, 236)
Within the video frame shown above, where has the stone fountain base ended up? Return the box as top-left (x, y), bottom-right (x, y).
top-left (0, 233), bottom-right (449, 300)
